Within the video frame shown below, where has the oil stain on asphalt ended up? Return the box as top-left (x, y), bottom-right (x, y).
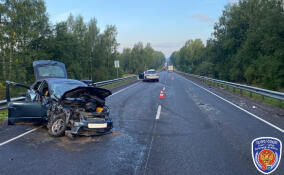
top-left (24, 128), bottom-right (126, 152)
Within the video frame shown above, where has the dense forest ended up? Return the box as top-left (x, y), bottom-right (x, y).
top-left (170, 0), bottom-right (284, 91)
top-left (0, 0), bottom-right (165, 90)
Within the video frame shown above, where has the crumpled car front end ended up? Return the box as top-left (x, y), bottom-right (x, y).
top-left (47, 86), bottom-right (113, 137)
top-left (70, 106), bottom-right (113, 136)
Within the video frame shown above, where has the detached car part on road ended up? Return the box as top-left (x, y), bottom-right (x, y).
top-left (6, 60), bottom-right (113, 137)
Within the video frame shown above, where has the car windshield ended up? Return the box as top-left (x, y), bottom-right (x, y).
top-left (50, 81), bottom-right (86, 98)
top-left (38, 65), bottom-right (66, 78)
top-left (146, 70), bottom-right (156, 74)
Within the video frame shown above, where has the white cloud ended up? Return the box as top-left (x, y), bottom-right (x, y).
top-left (191, 13), bottom-right (217, 23)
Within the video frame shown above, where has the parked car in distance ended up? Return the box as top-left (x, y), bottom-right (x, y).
top-left (143, 69), bottom-right (159, 82)
top-left (168, 65), bottom-right (173, 73)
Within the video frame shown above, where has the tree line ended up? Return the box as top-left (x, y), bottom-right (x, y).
top-left (119, 42), bottom-right (164, 74)
top-left (170, 0), bottom-right (284, 90)
top-left (0, 0), bottom-right (165, 89)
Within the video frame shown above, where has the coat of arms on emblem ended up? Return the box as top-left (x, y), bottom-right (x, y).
top-left (252, 137), bottom-right (282, 174)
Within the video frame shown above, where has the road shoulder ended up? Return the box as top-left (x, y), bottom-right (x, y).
top-left (177, 72), bottom-right (284, 130)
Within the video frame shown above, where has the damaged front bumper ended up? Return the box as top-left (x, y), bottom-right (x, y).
top-left (70, 118), bottom-right (113, 136)
top-left (67, 108), bottom-right (113, 136)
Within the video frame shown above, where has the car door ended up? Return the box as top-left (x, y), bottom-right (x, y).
top-left (139, 73), bottom-right (144, 79)
top-left (6, 81), bottom-right (45, 125)
top-left (8, 101), bottom-right (44, 124)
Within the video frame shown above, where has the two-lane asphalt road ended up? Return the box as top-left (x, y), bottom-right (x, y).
top-left (0, 71), bottom-right (283, 175)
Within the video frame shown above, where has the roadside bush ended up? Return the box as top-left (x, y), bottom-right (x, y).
top-left (0, 83), bottom-right (5, 100)
top-left (194, 62), bottom-right (214, 76)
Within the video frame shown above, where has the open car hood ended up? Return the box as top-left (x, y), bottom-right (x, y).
top-left (60, 87), bottom-right (112, 100)
top-left (33, 60), bottom-right (67, 80)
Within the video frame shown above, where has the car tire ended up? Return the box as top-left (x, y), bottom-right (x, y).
top-left (47, 113), bottom-right (67, 137)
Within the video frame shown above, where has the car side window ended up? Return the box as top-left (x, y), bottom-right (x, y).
top-left (32, 81), bottom-right (42, 91)
top-left (40, 81), bottom-right (50, 97)
top-left (36, 81), bottom-right (50, 104)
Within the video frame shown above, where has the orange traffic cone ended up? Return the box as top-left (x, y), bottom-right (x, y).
top-left (160, 89), bottom-right (164, 99)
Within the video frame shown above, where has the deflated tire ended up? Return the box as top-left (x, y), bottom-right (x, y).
top-left (47, 113), bottom-right (67, 137)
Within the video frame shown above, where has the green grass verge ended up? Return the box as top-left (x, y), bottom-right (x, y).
top-left (0, 109), bottom-right (8, 121)
top-left (205, 80), bottom-right (284, 109)
top-left (122, 74), bottom-right (136, 78)
top-left (100, 78), bottom-right (137, 89)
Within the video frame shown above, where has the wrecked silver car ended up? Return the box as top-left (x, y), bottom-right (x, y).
top-left (6, 60), bottom-right (113, 137)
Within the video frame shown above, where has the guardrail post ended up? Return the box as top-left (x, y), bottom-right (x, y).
top-left (5, 82), bottom-right (10, 102)
top-left (250, 92), bottom-right (252, 98)
top-left (233, 87), bottom-right (235, 92)
top-left (240, 89), bottom-right (243, 96)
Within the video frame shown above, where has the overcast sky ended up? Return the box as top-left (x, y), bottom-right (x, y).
top-left (45, 0), bottom-right (238, 57)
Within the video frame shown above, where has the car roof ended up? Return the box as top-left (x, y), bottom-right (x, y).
top-left (147, 69), bottom-right (155, 71)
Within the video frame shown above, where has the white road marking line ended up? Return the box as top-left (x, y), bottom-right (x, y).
top-left (143, 129), bottom-right (155, 175)
top-left (143, 117), bottom-right (159, 175)
top-left (109, 81), bottom-right (140, 97)
top-left (181, 76), bottom-right (284, 133)
top-left (0, 126), bottom-right (41, 147)
top-left (142, 105), bottom-right (163, 174)
top-left (163, 87), bottom-right (165, 91)
top-left (155, 105), bottom-right (162, 120)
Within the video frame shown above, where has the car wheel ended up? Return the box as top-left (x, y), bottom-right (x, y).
top-left (47, 114), bottom-right (67, 137)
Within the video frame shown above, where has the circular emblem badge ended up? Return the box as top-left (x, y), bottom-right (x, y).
top-left (258, 149), bottom-right (275, 170)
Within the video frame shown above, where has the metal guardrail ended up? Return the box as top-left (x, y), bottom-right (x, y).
top-left (178, 71), bottom-right (284, 101)
top-left (0, 75), bottom-right (138, 109)
top-left (94, 75), bottom-right (137, 87)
